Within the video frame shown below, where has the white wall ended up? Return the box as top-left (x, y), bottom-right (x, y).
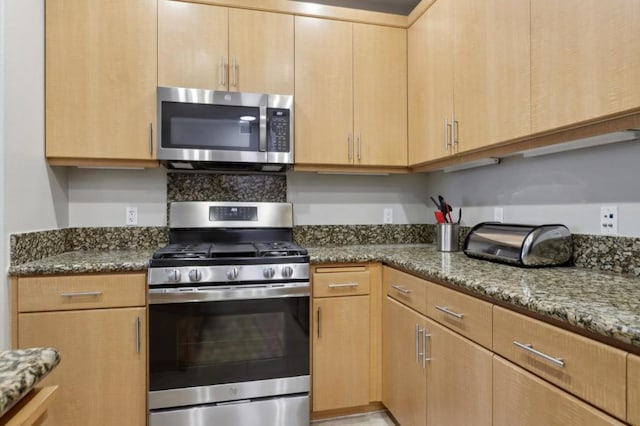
top-left (68, 168), bottom-right (167, 227)
top-left (287, 172), bottom-right (431, 225)
top-left (424, 139), bottom-right (640, 236)
top-left (1, 0), bottom-right (69, 349)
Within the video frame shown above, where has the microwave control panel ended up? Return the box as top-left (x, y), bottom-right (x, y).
top-left (267, 108), bottom-right (290, 152)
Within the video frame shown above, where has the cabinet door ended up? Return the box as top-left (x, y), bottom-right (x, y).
top-left (382, 297), bottom-right (426, 426)
top-left (46, 0), bottom-right (157, 162)
top-left (294, 17), bottom-right (353, 165)
top-left (454, 0), bottom-right (530, 153)
top-left (229, 9), bottom-right (294, 95)
top-left (158, 0), bottom-right (228, 90)
top-left (531, 0), bottom-right (640, 132)
top-left (629, 354), bottom-right (640, 426)
top-left (493, 356), bottom-right (625, 426)
top-left (312, 296), bottom-right (370, 412)
top-left (353, 24), bottom-right (407, 167)
top-left (18, 308), bottom-right (146, 426)
top-left (408, 0), bottom-right (454, 166)
top-left (426, 318), bottom-right (492, 426)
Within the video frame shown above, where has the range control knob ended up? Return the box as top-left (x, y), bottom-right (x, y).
top-left (281, 266), bottom-right (294, 278)
top-left (188, 269), bottom-right (202, 282)
top-left (227, 266), bottom-right (239, 281)
top-left (167, 269), bottom-right (181, 282)
top-left (263, 267), bottom-right (276, 279)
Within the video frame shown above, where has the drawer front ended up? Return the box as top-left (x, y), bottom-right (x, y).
top-left (493, 306), bottom-right (627, 419)
top-left (313, 267), bottom-right (370, 297)
top-left (629, 353), bottom-right (640, 425)
top-left (18, 273), bottom-right (147, 312)
top-left (383, 267), bottom-right (427, 315)
top-left (425, 282), bottom-right (492, 349)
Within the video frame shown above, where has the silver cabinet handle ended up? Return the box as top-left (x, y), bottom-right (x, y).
top-left (357, 133), bottom-right (362, 161)
top-left (348, 133), bottom-right (353, 161)
top-left (415, 324), bottom-right (420, 363)
top-left (231, 57), bottom-right (238, 87)
top-left (435, 305), bottom-right (464, 319)
top-left (220, 56), bottom-right (227, 87)
top-left (135, 317), bottom-right (141, 353)
top-left (513, 341), bottom-right (565, 368)
top-left (317, 306), bottom-right (321, 338)
top-left (422, 328), bottom-right (432, 368)
top-left (148, 122), bottom-right (153, 155)
top-left (60, 291), bottom-right (103, 297)
top-left (391, 285), bottom-right (412, 294)
top-left (444, 117), bottom-right (451, 150)
top-left (451, 113), bottom-right (458, 151)
top-left (328, 283), bottom-right (359, 288)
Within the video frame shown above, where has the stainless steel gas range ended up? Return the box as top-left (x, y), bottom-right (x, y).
top-left (147, 201), bottom-right (310, 426)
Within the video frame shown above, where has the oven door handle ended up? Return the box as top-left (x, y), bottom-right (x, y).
top-left (148, 283), bottom-right (310, 304)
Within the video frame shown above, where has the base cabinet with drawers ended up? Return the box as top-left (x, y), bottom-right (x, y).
top-left (311, 264), bottom-right (381, 415)
top-left (382, 267), bottom-right (492, 426)
top-left (11, 273), bottom-right (147, 426)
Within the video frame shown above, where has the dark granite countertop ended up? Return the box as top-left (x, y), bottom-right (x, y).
top-left (307, 244), bottom-right (640, 350)
top-left (7, 245), bottom-right (640, 350)
top-left (0, 347), bottom-right (60, 418)
top-left (8, 249), bottom-right (154, 276)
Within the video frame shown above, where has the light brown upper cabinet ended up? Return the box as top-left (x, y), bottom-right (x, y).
top-left (159, 1), bottom-right (294, 95)
top-left (408, 0), bottom-right (530, 166)
top-left (531, 0), bottom-right (640, 133)
top-left (295, 17), bottom-right (407, 168)
top-left (45, 0), bottom-right (157, 166)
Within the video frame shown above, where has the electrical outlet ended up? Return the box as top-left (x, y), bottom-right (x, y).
top-left (383, 208), bottom-right (393, 224)
top-left (126, 207), bottom-right (138, 226)
top-left (600, 205), bottom-right (618, 235)
top-left (493, 207), bottom-right (504, 222)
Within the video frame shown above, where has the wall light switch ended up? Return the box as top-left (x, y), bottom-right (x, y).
top-left (383, 208), bottom-right (393, 224)
top-left (600, 205), bottom-right (618, 235)
top-left (493, 207), bottom-right (504, 222)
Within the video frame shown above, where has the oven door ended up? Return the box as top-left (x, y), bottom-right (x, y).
top-left (148, 283), bottom-right (310, 411)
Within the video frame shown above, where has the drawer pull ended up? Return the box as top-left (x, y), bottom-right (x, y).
top-left (60, 291), bottom-right (103, 298)
top-left (513, 341), bottom-right (565, 368)
top-left (391, 285), bottom-right (412, 294)
top-left (435, 305), bottom-right (464, 319)
top-left (328, 283), bottom-right (359, 289)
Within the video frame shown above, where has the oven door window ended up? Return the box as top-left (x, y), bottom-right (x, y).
top-left (161, 101), bottom-right (260, 151)
top-left (149, 297), bottom-right (309, 391)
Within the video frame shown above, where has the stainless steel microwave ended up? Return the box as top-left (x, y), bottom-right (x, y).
top-left (157, 86), bottom-right (293, 172)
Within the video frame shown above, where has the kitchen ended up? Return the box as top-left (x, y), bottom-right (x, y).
top-left (1, 0), bottom-right (640, 424)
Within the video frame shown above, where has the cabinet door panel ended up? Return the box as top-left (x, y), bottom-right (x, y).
top-left (531, 0), bottom-right (640, 132)
top-left (18, 308), bottom-right (146, 426)
top-left (158, 0), bottom-right (228, 90)
top-left (408, 0), bottom-right (453, 165)
top-left (46, 0), bottom-right (157, 161)
top-left (427, 318), bottom-right (492, 426)
top-left (229, 9), bottom-right (293, 95)
top-left (353, 24), bottom-right (407, 167)
top-left (294, 17), bottom-right (353, 165)
top-left (382, 297), bottom-right (426, 426)
top-left (493, 356), bottom-right (625, 426)
top-left (454, 0), bottom-right (530, 152)
top-left (312, 296), bottom-right (370, 411)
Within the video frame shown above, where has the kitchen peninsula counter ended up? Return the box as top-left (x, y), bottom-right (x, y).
top-left (8, 244), bottom-right (640, 351)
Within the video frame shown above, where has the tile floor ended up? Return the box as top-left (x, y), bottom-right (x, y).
top-left (312, 411), bottom-right (396, 426)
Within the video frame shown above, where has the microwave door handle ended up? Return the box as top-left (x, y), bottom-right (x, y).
top-left (259, 106), bottom-right (267, 152)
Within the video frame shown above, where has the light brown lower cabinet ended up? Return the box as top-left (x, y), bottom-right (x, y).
top-left (13, 274), bottom-right (147, 426)
top-left (629, 353), bottom-right (640, 425)
top-left (383, 296), bottom-right (492, 426)
top-left (493, 356), bottom-right (625, 426)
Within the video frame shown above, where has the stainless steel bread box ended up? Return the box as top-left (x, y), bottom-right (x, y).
top-left (463, 222), bottom-right (572, 267)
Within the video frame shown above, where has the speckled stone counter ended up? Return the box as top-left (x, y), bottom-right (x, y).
top-left (8, 249), bottom-right (154, 276)
top-left (0, 347), bottom-right (60, 417)
top-left (307, 244), bottom-right (640, 351)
